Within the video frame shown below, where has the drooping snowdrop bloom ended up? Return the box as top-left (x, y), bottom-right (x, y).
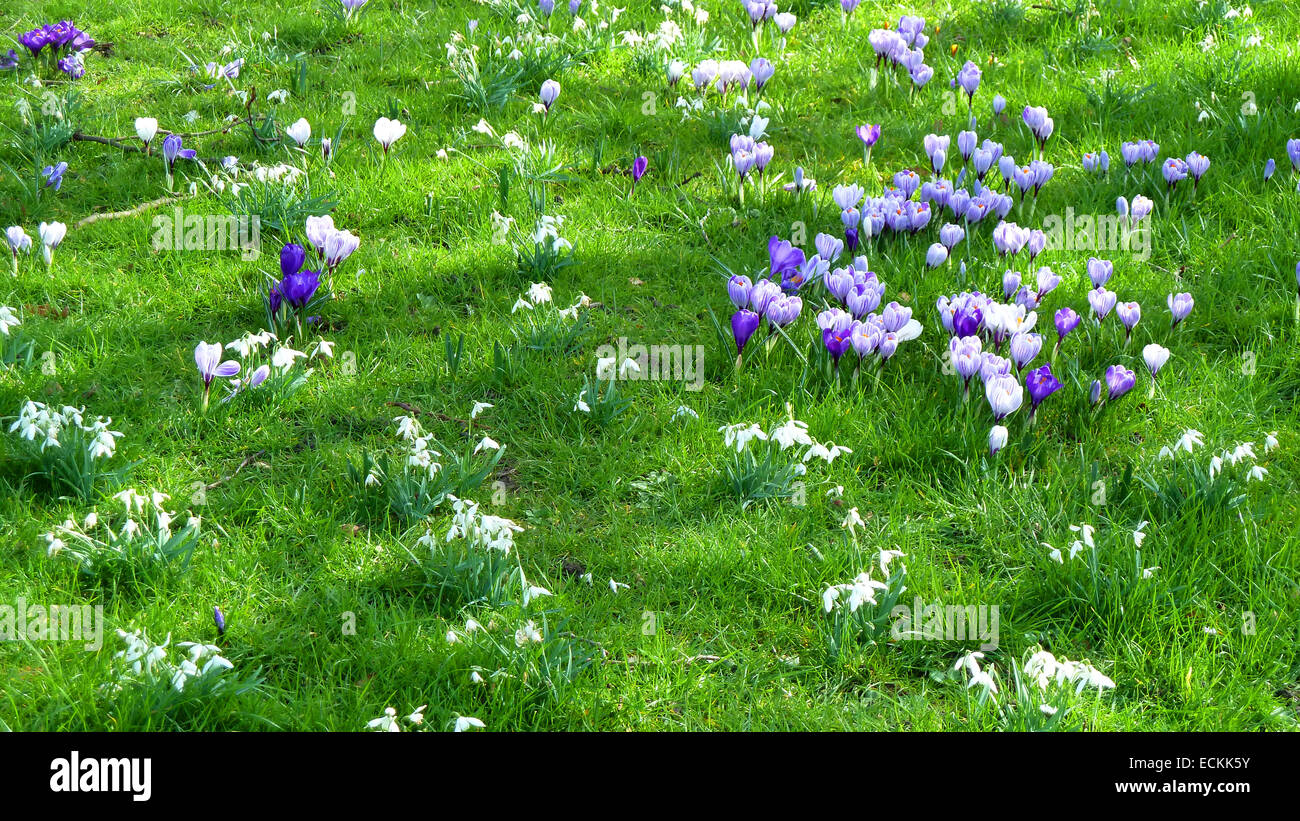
top-left (372, 117), bottom-right (406, 153)
top-left (453, 715), bottom-right (486, 732)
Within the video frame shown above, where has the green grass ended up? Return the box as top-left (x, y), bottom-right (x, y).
top-left (0, 0), bottom-right (1297, 731)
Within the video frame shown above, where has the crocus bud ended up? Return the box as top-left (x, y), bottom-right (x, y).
top-left (989, 425), bottom-right (1008, 456)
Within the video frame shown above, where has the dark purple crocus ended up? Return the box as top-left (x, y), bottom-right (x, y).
top-left (20, 29), bottom-right (50, 57)
top-left (731, 309), bottom-right (761, 356)
top-left (822, 325), bottom-right (853, 363)
top-left (856, 123), bottom-right (881, 148)
top-left (768, 235), bottom-right (805, 278)
top-left (632, 155), bottom-right (648, 185)
top-left (280, 243), bottom-right (306, 278)
top-left (281, 270), bottom-right (321, 308)
top-left (953, 304), bottom-right (983, 338)
top-left (214, 606), bottom-right (227, 636)
top-left (1025, 364), bottom-right (1062, 422)
top-left (1104, 365), bottom-right (1137, 402)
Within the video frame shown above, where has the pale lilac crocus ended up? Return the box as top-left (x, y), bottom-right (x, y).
top-left (1086, 257), bottom-right (1113, 289)
top-left (195, 341), bottom-right (240, 410)
top-left (1088, 287), bottom-right (1117, 323)
top-left (989, 425), bottom-right (1008, 456)
top-left (1104, 364), bottom-right (1136, 402)
top-left (1142, 343), bottom-right (1170, 379)
top-left (1115, 301), bottom-right (1141, 342)
top-left (1167, 292), bottom-right (1194, 328)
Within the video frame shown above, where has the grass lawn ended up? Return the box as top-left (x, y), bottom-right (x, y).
top-left (0, 0), bottom-right (1297, 731)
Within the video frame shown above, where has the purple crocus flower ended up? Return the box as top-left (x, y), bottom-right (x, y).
top-left (162, 134), bottom-right (197, 175)
top-left (856, 124), bottom-right (881, 148)
top-left (1287, 138), bottom-right (1300, 173)
top-left (768, 236), bottom-right (805, 278)
top-left (1025, 364), bottom-right (1062, 420)
top-left (956, 61), bottom-right (981, 100)
top-left (1116, 301), bottom-right (1141, 342)
top-left (1167, 292), bottom-right (1194, 328)
top-left (950, 335), bottom-right (983, 396)
top-left (731, 309), bottom-right (761, 355)
top-left (20, 29), bottom-right (50, 57)
top-left (1264, 158), bottom-right (1276, 180)
top-left (1088, 287), bottom-right (1117, 322)
top-left (767, 295), bottom-right (802, 327)
top-left (1185, 152), bottom-right (1209, 187)
top-left (280, 243), bottom-right (306, 278)
top-left (749, 278), bottom-right (782, 316)
top-left (1002, 270), bottom-right (1022, 301)
top-left (281, 270), bottom-right (321, 308)
top-left (727, 275), bottom-right (753, 309)
top-left (1008, 332), bottom-right (1042, 372)
top-left (42, 162), bottom-right (68, 192)
top-left (1053, 307), bottom-right (1080, 351)
top-left (1087, 257), bottom-right (1113, 289)
top-left (539, 0), bottom-right (556, 17)
top-left (750, 58), bottom-right (775, 91)
top-left (632, 155), bottom-right (648, 185)
top-left (58, 53), bottom-right (85, 80)
top-left (939, 223), bottom-right (965, 250)
top-left (195, 341), bottom-right (240, 409)
top-left (1104, 365), bottom-right (1136, 401)
top-left (992, 94), bottom-right (1007, 116)
top-left (1142, 344), bottom-right (1170, 379)
top-left (1162, 157), bottom-right (1189, 190)
top-left (539, 79), bottom-right (560, 111)
top-left (1130, 195), bottom-right (1154, 225)
top-left (815, 233), bottom-right (843, 262)
top-left (214, 606), bottom-right (227, 636)
top-left (924, 243), bottom-right (949, 268)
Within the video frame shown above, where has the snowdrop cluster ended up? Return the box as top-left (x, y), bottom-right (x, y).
top-left (1158, 427), bottom-right (1277, 483)
top-left (44, 489), bottom-right (202, 577)
top-left (8, 400), bottom-right (122, 462)
top-left (106, 630), bottom-right (236, 695)
top-left (957, 646), bottom-right (1115, 727)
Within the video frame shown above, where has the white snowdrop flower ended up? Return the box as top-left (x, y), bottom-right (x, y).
top-left (769, 419), bottom-right (812, 451)
top-left (527, 281), bottom-right (553, 304)
top-left (522, 585), bottom-right (551, 606)
top-left (267, 89), bottom-right (289, 103)
top-left (1208, 455), bottom-right (1223, 479)
top-left (618, 357), bottom-right (641, 378)
top-left (1264, 431), bottom-right (1278, 452)
top-left (841, 507), bottom-right (865, 534)
top-left (271, 346), bottom-right (307, 370)
top-left (470, 402), bottom-right (493, 419)
top-left (394, 415), bottom-right (420, 440)
top-left (954, 650), bottom-right (985, 677)
top-left (1133, 520), bottom-right (1149, 548)
top-left (501, 131), bottom-right (527, 151)
top-left (580, 573), bottom-right (593, 585)
top-left (407, 705), bottom-right (426, 725)
top-left (1039, 704), bottom-right (1059, 716)
top-left (1069, 523), bottom-right (1096, 549)
top-left (514, 620), bottom-right (543, 647)
top-left (367, 707), bottom-right (401, 732)
top-left (473, 436), bottom-right (501, 454)
top-left (718, 423), bottom-right (767, 452)
top-left (453, 715), bottom-right (485, 732)
top-left (464, 618), bottom-right (481, 634)
top-left (1043, 542), bottom-right (1063, 564)
top-left (609, 579), bottom-right (630, 594)
top-left (967, 670), bottom-right (998, 694)
top-left (879, 550), bottom-right (906, 576)
top-left (1174, 429), bottom-right (1204, 454)
top-left (1248, 465), bottom-right (1268, 482)
top-left (512, 297), bottom-right (533, 313)
top-left (1142, 566), bottom-right (1161, 579)
top-left (803, 442), bottom-right (852, 463)
top-left (573, 393), bottom-right (591, 413)
top-left (671, 405), bottom-right (698, 421)
top-left (446, 630), bottom-right (458, 644)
